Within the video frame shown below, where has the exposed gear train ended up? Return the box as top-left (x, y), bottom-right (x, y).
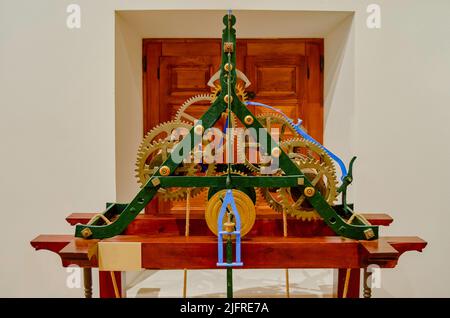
top-left (135, 77), bottom-right (345, 233)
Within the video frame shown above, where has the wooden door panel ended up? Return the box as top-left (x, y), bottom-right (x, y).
top-left (247, 57), bottom-right (305, 99)
top-left (143, 39), bottom-right (323, 216)
top-left (246, 41), bottom-right (305, 56)
top-left (257, 66), bottom-right (297, 95)
top-left (304, 41), bottom-right (324, 143)
top-left (162, 41), bottom-right (221, 57)
top-left (159, 56), bottom-right (220, 122)
top-left (245, 50), bottom-right (306, 126)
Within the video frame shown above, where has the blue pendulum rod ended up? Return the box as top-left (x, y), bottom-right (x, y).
top-left (245, 100), bottom-right (348, 180)
top-left (217, 189), bottom-right (243, 267)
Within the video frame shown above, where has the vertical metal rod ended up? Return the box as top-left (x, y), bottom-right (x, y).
top-left (183, 189), bottom-right (191, 298)
top-left (283, 209), bottom-right (290, 298)
top-left (185, 189), bottom-right (191, 237)
top-left (183, 269), bottom-right (188, 298)
top-left (83, 267), bottom-right (92, 298)
top-left (226, 237), bottom-right (233, 298)
top-left (282, 209), bottom-right (288, 237)
top-left (342, 268), bottom-right (351, 298)
top-left (285, 269), bottom-right (290, 298)
top-left (110, 271), bottom-right (121, 298)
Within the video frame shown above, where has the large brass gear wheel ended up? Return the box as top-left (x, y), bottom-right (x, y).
top-left (281, 138), bottom-right (335, 172)
top-left (258, 171), bottom-right (285, 213)
top-left (174, 93), bottom-right (237, 129)
top-left (239, 112), bottom-right (302, 172)
top-left (174, 94), bottom-right (213, 124)
top-left (139, 120), bottom-right (192, 147)
top-left (205, 189), bottom-right (256, 237)
top-left (136, 120), bottom-right (218, 201)
top-left (135, 139), bottom-right (204, 201)
top-left (278, 158), bottom-right (338, 221)
top-left (256, 112), bottom-right (302, 136)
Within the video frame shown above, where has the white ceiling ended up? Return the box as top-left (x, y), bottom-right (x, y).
top-left (118, 10), bottom-right (353, 38)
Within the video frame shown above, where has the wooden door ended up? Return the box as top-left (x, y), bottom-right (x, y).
top-left (143, 39), bottom-right (323, 214)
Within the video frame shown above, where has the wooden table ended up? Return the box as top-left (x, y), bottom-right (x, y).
top-left (31, 212), bottom-right (426, 298)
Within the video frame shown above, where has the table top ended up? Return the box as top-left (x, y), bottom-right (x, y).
top-left (31, 212), bottom-right (426, 270)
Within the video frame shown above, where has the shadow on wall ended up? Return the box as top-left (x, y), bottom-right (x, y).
top-left (324, 14), bottom-right (354, 124)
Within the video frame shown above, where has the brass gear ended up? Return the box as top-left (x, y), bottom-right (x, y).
top-left (211, 81), bottom-right (248, 103)
top-left (210, 167), bottom-right (256, 203)
top-left (257, 112), bottom-right (300, 137)
top-left (174, 94), bottom-right (214, 124)
top-left (216, 167), bottom-right (247, 177)
top-left (175, 93), bottom-right (237, 129)
top-left (205, 189), bottom-right (256, 237)
top-left (136, 119), bottom-right (219, 201)
top-left (240, 112), bottom-right (301, 172)
top-left (140, 120), bottom-right (192, 146)
top-left (135, 139), bottom-right (202, 201)
top-left (258, 170), bottom-right (285, 213)
top-left (278, 158), bottom-right (338, 221)
top-left (280, 138), bottom-right (336, 173)
top-left (239, 132), bottom-right (335, 176)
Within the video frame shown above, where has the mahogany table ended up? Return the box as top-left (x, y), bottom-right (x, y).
top-left (31, 212), bottom-right (426, 298)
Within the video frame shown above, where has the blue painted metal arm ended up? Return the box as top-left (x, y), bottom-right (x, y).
top-left (245, 101), bottom-right (348, 180)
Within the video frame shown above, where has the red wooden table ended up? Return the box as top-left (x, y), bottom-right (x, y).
top-left (31, 212), bottom-right (426, 298)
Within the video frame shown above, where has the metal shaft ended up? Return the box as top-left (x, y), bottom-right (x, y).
top-left (226, 237), bottom-right (233, 298)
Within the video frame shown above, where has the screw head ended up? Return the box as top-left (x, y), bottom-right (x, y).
top-left (194, 125), bottom-right (204, 135)
top-left (224, 94), bottom-right (233, 104)
top-left (244, 115), bottom-right (254, 125)
top-left (159, 166), bottom-right (170, 176)
top-left (304, 186), bottom-right (315, 197)
top-left (224, 63), bottom-right (233, 72)
top-left (81, 228), bottom-right (92, 238)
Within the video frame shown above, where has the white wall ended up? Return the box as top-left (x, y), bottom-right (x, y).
top-left (324, 15), bottom-right (355, 182)
top-left (1, 0), bottom-right (449, 297)
top-left (0, 0), bottom-right (116, 297)
top-left (353, 1), bottom-right (450, 297)
top-left (115, 13), bottom-right (142, 202)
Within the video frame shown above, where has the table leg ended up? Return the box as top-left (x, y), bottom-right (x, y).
top-left (363, 267), bottom-right (372, 298)
top-left (83, 268), bottom-right (92, 298)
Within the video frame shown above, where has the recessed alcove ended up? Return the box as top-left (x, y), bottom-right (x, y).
top-left (115, 9), bottom-right (355, 297)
